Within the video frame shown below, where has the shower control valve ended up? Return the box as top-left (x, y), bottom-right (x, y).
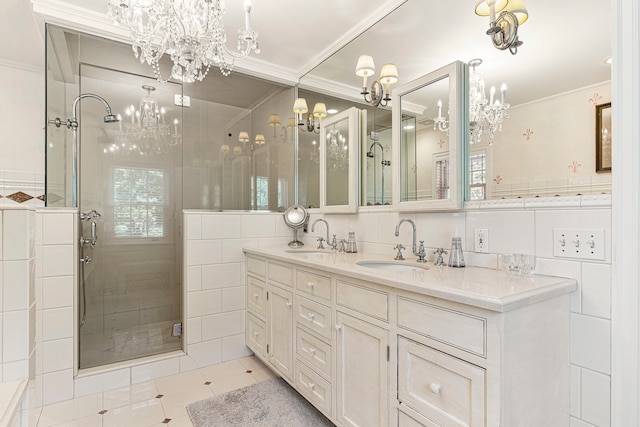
top-left (80, 256), bottom-right (91, 265)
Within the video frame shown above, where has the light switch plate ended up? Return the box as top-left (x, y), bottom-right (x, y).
top-left (553, 228), bottom-right (605, 260)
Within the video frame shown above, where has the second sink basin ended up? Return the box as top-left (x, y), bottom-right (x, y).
top-left (356, 260), bottom-right (429, 272)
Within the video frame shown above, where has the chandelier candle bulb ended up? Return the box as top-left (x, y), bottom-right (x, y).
top-left (501, 83), bottom-right (507, 104)
top-left (244, 0), bottom-right (252, 32)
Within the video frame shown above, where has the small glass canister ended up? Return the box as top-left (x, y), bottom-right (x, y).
top-left (448, 237), bottom-right (465, 268)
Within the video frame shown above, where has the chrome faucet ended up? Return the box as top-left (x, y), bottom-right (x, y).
top-left (311, 218), bottom-right (330, 249)
top-left (395, 218), bottom-right (427, 263)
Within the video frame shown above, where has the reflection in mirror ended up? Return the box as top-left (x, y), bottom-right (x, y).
top-left (393, 62), bottom-right (465, 211)
top-left (320, 107), bottom-right (361, 213)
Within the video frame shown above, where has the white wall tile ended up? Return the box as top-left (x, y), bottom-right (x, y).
top-left (35, 211), bottom-right (42, 248)
top-left (222, 286), bottom-right (245, 312)
top-left (465, 211), bottom-right (535, 255)
top-left (570, 417), bottom-right (599, 427)
top-left (42, 338), bottom-right (73, 373)
top-left (42, 369), bottom-right (74, 405)
top-left (221, 239), bottom-right (253, 263)
top-left (3, 310), bottom-right (28, 362)
top-left (581, 369), bottom-right (611, 427)
top-left (73, 368), bottom-right (130, 397)
top-left (186, 289), bottom-right (222, 318)
top-left (186, 339), bottom-right (222, 368)
top-left (185, 214), bottom-right (202, 240)
top-left (34, 245), bottom-right (42, 279)
top-left (201, 311), bottom-right (244, 341)
top-left (41, 245), bottom-right (73, 277)
top-left (186, 266), bottom-right (202, 292)
top-left (3, 209), bottom-right (30, 261)
top-left (185, 240), bottom-right (221, 266)
top-left (186, 318), bottom-right (202, 344)
top-left (241, 214), bottom-right (275, 238)
top-left (131, 357), bottom-right (180, 384)
top-left (2, 260), bottom-right (29, 311)
top-left (221, 334), bottom-right (252, 362)
top-left (202, 214), bottom-right (241, 239)
top-left (376, 212), bottom-right (405, 246)
top-left (581, 263), bottom-right (611, 319)
top-left (0, 211), bottom-right (3, 260)
top-left (42, 214), bottom-right (74, 245)
top-left (275, 214), bottom-right (292, 237)
top-left (41, 275), bottom-right (73, 309)
top-left (347, 212), bottom-right (378, 245)
top-left (415, 212), bottom-right (466, 249)
top-left (570, 365), bottom-right (581, 417)
top-left (2, 360), bottom-right (27, 381)
top-left (535, 258), bottom-right (582, 312)
top-left (571, 313), bottom-right (611, 374)
top-left (41, 308), bottom-right (73, 341)
top-left (179, 354), bottom-right (199, 373)
top-left (201, 263), bottom-right (242, 289)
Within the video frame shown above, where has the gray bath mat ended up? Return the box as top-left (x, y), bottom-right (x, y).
top-left (186, 377), bottom-right (335, 427)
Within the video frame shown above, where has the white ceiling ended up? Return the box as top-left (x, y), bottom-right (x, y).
top-left (4, 0), bottom-right (611, 107)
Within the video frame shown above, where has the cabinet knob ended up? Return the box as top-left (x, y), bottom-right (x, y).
top-left (286, 302), bottom-right (292, 308)
top-left (254, 332), bottom-right (259, 337)
top-left (430, 383), bottom-right (441, 394)
top-left (307, 281), bottom-right (315, 288)
top-left (309, 383), bottom-right (315, 390)
top-left (309, 347), bottom-right (316, 355)
top-left (308, 312), bottom-right (315, 320)
top-left (253, 293), bottom-right (259, 299)
top-left (335, 324), bottom-right (342, 331)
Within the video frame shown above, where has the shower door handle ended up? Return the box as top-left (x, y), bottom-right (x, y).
top-left (90, 219), bottom-right (98, 247)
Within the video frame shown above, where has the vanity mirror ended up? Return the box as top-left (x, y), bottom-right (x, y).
top-left (392, 61), bottom-right (466, 211)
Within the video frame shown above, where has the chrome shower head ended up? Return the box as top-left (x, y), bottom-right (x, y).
top-left (104, 114), bottom-right (119, 123)
top-left (71, 93), bottom-right (119, 127)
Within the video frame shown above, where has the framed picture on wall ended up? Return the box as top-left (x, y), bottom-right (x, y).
top-left (596, 102), bottom-right (612, 172)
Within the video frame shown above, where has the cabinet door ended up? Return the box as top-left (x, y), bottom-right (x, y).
top-left (336, 311), bottom-right (389, 427)
top-left (268, 285), bottom-right (294, 380)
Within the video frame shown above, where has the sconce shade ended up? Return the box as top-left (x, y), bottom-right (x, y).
top-left (505, 0), bottom-right (528, 24)
top-left (221, 144), bottom-right (230, 153)
top-left (475, 0), bottom-right (508, 16)
top-left (268, 114), bottom-right (281, 127)
top-left (355, 55), bottom-right (376, 77)
top-left (233, 146), bottom-right (242, 155)
top-left (312, 103), bottom-right (328, 119)
top-left (238, 131), bottom-right (249, 142)
top-left (254, 134), bottom-right (266, 144)
top-left (379, 64), bottom-right (399, 85)
top-left (286, 117), bottom-right (296, 130)
top-left (293, 98), bottom-right (309, 114)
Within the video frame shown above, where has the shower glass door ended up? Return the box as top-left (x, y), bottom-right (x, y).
top-left (78, 64), bottom-right (183, 369)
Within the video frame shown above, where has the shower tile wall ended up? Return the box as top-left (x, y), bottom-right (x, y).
top-left (0, 171), bottom-right (45, 207)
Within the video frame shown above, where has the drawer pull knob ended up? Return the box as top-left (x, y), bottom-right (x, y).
top-left (430, 383), bottom-right (441, 394)
top-left (309, 347), bottom-right (316, 355)
top-left (253, 294), bottom-right (259, 299)
top-left (308, 313), bottom-right (315, 320)
top-left (286, 302), bottom-right (292, 308)
top-left (335, 324), bottom-right (342, 331)
top-left (309, 383), bottom-right (315, 390)
top-left (307, 281), bottom-right (315, 288)
top-left (254, 332), bottom-right (259, 337)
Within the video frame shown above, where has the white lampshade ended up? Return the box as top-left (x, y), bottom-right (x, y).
top-left (505, 0), bottom-right (528, 24)
top-left (312, 103), bottom-right (328, 119)
top-left (254, 134), bottom-right (266, 144)
top-left (233, 146), bottom-right (242, 155)
top-left (475, 0), bottom-right (508, 16)
top-left (268, 114), bottom-right (281, 127)
top-left (355, 55), bottom-right (376, 77)
top-left (286, 117), bottom-right (296, 130)
top-left (379, 64), bottom-right (399, 85)
top-left (293, 98), bottom-right (308, 114)
top-left (221, 144), bottom-right (230, 153)
top-left (238, 131), bottom-right (249, 143)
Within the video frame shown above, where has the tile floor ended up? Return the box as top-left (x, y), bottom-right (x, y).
top-left (34, 356), bottom-right (276, 427)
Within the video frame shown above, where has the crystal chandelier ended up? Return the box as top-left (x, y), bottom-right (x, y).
top-left (325, 128), bottom-right (348, 170)
top-left (108, 0), bottom-right (260, 83)
top-left (468, 59), bottom-right (510, 144)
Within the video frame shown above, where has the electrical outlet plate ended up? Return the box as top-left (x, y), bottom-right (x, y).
top-left (174, 94), bottom-right (191, 107)
top-left (553, 228), bottom-right (605, 260)
top-left (474, 229), bottom-right (489, 253)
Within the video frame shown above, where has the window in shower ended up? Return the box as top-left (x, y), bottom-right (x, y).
top-left (112, 166), bottom-right (167, 239)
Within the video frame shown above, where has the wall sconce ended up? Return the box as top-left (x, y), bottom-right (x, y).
top-left (355, 55), bottom-right (399, 107)
top-left (475, 0), bottom-right (528, 54)
top-left (221, 144), bottom-right (230, 154)
top-left (238, 131), bottom-right (250, 144)
top-left (292, 98), bottom-right (327, 133)
top-left (433, 99), bottom-right (449, 133)
top-left (233, 146), bottom-right (242, 155)
top-left (254, 134), bottom-right (266, 145)
top-left (268, 114), bottom-right (281, 137)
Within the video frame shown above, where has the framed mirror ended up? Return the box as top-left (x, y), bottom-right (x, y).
top-left (320, 107), bottom-right (362, 213)
top-left (392, 61), bottom-right (467, 211)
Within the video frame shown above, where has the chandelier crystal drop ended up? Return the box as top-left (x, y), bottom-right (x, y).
top-left (468, 59), bottom-right (510, 145)
top-left (326, 128), bottom-right (348, 170)
top-left (108, 0), bottom-right (260, 83)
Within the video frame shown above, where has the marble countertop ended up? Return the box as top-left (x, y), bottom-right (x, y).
top-left (243, 246), bottom-right (577, 313)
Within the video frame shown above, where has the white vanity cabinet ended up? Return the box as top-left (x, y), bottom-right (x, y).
top-left (244, 248), bottom-right (574, 427)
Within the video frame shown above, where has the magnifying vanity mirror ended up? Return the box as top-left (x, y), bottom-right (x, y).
top-left (392, 61), bottom-right (466, 211)
top-left (283, 204), bottom-right (309, 247)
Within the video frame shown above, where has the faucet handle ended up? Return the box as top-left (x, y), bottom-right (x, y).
top-left (433, 248), bottom-right (447, 266)
top-left (316, 237), bottom-right (325, 249)
top-left (416, 240), bottom-right (427, 263)
top-left (393, 244), bottom-right (406, 260)
top-left (339, 239), bottom-right (346, 253)
top-left (330, 234), bottom-right (338, 250)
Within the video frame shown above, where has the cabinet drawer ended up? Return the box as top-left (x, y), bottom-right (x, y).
top-left (246, 313), bottom-right (267, 358)
top-left (397, 297), bottom-right (486, 357)
top-left (295, 361), bottom-right (332, 416)
top-left (399, 409), bottom-right (439, 427)
top-left (337, 280), bottom-right (388, 321)
top-left (268, 262), bottom-right (293, 287)
top-left (295, 296), bottom-right (332, 340)
top-left (398, 337), bottom-right (485, 427)
top-left (296, 327), bottom-right (332, 378)
top-left (296, 269), bottom-right (331, 302)
top-left (247, 256), bottom-right (266, 277)
top-left (247, 276), bottom-right (266, 317)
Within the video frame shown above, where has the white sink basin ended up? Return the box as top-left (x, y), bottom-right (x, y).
top-left (356, 261), bottom-right (429, 271)
top-left (285, 249), bottom-right (327, 254)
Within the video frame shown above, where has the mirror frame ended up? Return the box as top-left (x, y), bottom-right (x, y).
top-left (319, 107), bottom-right (362, 213)
top-left (391, 61), bottom-right (467, 211)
